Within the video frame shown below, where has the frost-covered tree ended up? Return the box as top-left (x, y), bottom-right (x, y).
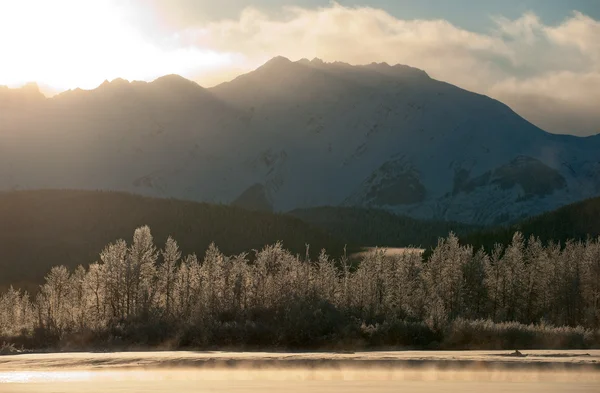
top-left (348, 248), bottom-right (386, 319)
top-left (0, 287), bottom-right (20, 335)
top-left (128, 226), bottom-right (158, 317)
top-left (500, 232), bottom-right (527, 321)
top-left (462, 248), bottom-right (488, 320)
top-left (556, 241), bottom-right (585, 326)
top-left (545, 241), bottom-right (563, 323)
top-left (173, 253), bottom-right (201, 321)
top-left (251, 242), bottom-right (289, 309)
top-left (199, 242), bottom-right (225, 315)
top-left (484, 243), bottom-right (505, 322)
top-left (522, 236), bottom-right (550, 323)
top-left (36, 265), bottom-right (71, 334)
top-left (0, 287), bottom-right (34, 336)
top-left (100, 239), bottom-right (128, 320)
top-left (159, 236), bottom-right (180, 318)
top-left (85, 262), bottom-right (107, 328)
top-left (68, 265), bottom-right (88, 329)
top-left (313, 249), bottom-right (339, 304)
top-left (382, 252), bottom-right (404, 317)
top-left (422, 233), bottom-right (471, 326)
top-left (1, 226), bottom-right (599, 348)
top-left (227, 253), bottom-right (250, 316)
top-left (582, 238), bottom-right (600, 327)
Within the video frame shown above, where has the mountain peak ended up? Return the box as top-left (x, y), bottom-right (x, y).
top-left (149, 74), bottom-right (206, 99)
top-left (98, 78), bottom-right (131, 90)
top-left (370, 61), bottom-right (390, 67)
top-left (153, 74), bottom-right (191, 84)
top-left (362, 62), bottom-right (430, 79)
top-left (0, 82), bottom-right (42, 94)
top-left (251, 56), bottom-right (299, 77)
top-left (0, 82), bottom-right (45, 104)
top-left (264, 56), bottom-right (293, 67)
top-left (296, 58), bottom-right (336, 67)
top-left (22, 82), bottom-right (42, 92)
top-left (151, 74), bottom-right (202, 89)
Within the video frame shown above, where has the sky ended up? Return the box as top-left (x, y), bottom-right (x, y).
top-left (0, 0), bottom-right (598, 136)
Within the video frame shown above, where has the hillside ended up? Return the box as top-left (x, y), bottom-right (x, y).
top-left (463, 196), bottom-right (600, 250)
top-left (289, 206), bottom-right (479, 249)
top-left (0, 190), bottom-right (348, 290)
top-left (1, 57), bottom-right (600, 225)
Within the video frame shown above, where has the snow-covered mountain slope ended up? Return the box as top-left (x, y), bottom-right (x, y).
top-left (1, 57), bottom-right (599, 225)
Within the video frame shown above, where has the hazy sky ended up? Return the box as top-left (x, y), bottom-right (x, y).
top-left (0, 0), bottom-right (598, 135)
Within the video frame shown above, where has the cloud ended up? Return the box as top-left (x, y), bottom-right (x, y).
top-left (545, 11), bottom-right (600, 62)
top-left (2, 1), bottom-right (598, 135)
top-left (170, 3), bottom-right (598, 136)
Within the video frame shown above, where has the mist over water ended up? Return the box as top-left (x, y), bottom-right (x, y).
top-left (2, 368), bottom-right (599, 392)
top-left (1, 351), bottom-right (599, 392)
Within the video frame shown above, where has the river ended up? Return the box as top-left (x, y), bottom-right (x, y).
top-left (1, 350), bottom-right (599, 392)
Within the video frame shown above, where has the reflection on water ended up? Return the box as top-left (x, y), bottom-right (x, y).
top-left (1, 371), bottom-right (96, 383)
top-left (2, 351), bottom-right (600, 392)
top-left (1, 368), bottom-right (600, 392)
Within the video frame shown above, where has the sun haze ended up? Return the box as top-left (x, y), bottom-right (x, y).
top-left (2, 3), bottom-right (600, 392)
top-left (0, 0), bottom-right (235, 93)
top-left (0, 0), bottom-right (599, 134)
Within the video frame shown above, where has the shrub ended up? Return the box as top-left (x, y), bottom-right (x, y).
top-left (443, 318), bottom-right (599, 350)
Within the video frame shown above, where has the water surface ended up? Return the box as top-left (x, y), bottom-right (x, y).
top-left (2, 350), bottom-right (599, 392)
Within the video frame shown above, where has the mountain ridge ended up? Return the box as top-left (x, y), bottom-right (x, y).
top-left (0, 57), bottom-right (432, 98)
top-left (1, 56), bottom-right (599, 224)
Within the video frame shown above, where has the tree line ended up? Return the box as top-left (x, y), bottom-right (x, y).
top-left (462, 196), bottom-right (600, 252)
top-left (0, 190), bottom-right (348, 292)
top-left (1, 226), bottom-right (599, 350)
top-left (289, 206), bottom-right (479, 249)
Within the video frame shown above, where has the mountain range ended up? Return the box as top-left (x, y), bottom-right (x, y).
top-left (1, 57), bottom-right (599, 225)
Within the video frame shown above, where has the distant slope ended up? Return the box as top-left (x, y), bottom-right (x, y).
top-left (2, 57), bottom-right (600, 226)
top-left (289, 206), bottom-right (480, 249)
top-left (463, 196), bottom-right (600, 250)
top-left (0, 190), bottom-right (348, 290)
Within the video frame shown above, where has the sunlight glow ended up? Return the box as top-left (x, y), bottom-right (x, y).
top-left (2, 366), bottom-right (600, 384)
top-left (0, 0), bottom-right (235, 93)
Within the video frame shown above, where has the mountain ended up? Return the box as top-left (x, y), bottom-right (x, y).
top-left (289, 206), bottom-right (479, 249)
top-left (0, 190), bottom-right (348, 291)
top-left (1, 58), bottom-right (599, 225)
top-left (463, 195), bottom-right (600, 251)
top-left (0, 82), bottom-right (45, 106)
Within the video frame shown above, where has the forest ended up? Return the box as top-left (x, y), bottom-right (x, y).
top-left (463, 195), bottom-right (600, 251)
top-left (0, 190), bottom-right (348, 292)
top-left (2, 226), bottom-right (600, 351)
top-left (289, 206), bottom-right (479, 249)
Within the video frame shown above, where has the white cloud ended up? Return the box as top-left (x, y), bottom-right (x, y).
top-left (1, 1), bottom-right (598, 135)
top-left (545, 11), bottom-right (600, 63)
top-left (175, 3), bottom-right (599, 136)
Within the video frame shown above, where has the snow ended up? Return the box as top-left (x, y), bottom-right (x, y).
top-left (1, 58), bottom-right (599, 224)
